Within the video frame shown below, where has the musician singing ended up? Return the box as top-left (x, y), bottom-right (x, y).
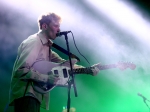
top-left (9, 12), bottom-right (100, 112)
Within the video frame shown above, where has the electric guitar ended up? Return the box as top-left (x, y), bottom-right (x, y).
top-left (32, 59), bottom-right (136, 94)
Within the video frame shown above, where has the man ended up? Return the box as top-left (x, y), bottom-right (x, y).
top-left (9, 12), bottom-right (100, 112)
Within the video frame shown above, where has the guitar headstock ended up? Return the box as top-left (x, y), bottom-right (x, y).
top-left (117, 62), bottom-right (136, 70)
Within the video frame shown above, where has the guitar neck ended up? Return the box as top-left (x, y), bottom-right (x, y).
top-left (98, 64), bottom-right (117, 70)
top-left (72, 64), bottom-right (117, 75)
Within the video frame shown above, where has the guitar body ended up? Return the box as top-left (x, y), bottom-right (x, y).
top-left (32, 59), bottom-right (77, 94)
top-left (32, 59), bottom-right (136, 94)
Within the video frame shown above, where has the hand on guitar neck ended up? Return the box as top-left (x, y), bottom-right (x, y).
top-left (91, 63), bottom-right (101, 76)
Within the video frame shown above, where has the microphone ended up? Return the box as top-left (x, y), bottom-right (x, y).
top-left (138, 93), bottom-right (147, 100)
top-left (56, 31), bottom-right (71, 37)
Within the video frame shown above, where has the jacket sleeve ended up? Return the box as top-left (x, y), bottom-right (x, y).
top-left (12, 37), bottom-right (49, 83)
top-left (50, 50), bottom-right (66, 63)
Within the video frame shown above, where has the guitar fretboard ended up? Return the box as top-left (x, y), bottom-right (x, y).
top-left (70, 64), bottom-right (117, 75)
top-left (72, 67), bottom-right (93, 74)
top-left (98, 64), bottom-right (117, 70)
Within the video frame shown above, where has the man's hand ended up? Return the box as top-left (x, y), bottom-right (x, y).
top-left (91, 63), bottom-right (101, 76)
top-left (48, 72), bottom-right (60, 85)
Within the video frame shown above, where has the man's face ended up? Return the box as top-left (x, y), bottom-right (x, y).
top-left (46, 20), bottom-right (60, 40)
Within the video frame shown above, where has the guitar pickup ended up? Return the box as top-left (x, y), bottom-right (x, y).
top-left (62, 68), bottom-right (68, 78)
top-left (54, 70), bottom-right (58, 75)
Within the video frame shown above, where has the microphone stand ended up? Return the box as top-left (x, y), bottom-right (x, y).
top-left (138, 93), bottom-right (150, 111)
top-left (142, 96), bottom-right (150, 110)
top-left (64, 33), bottom-right (78, 112)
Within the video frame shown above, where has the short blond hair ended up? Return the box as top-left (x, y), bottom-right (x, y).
top-left (38, 12), bottom-right (61, 30)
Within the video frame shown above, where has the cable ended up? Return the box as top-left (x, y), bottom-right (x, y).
top-left (70, 31), bottom-right (91, 67)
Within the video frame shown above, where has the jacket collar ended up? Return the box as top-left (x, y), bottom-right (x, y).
top-left (37, 31), bottom-right (53, 46)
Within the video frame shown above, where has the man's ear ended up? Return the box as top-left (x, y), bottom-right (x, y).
top-left (42, 23), bottom-right (48, 30)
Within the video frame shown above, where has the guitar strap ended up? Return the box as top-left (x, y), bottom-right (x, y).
top-left (52, 43), bottom-right (80, 62)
